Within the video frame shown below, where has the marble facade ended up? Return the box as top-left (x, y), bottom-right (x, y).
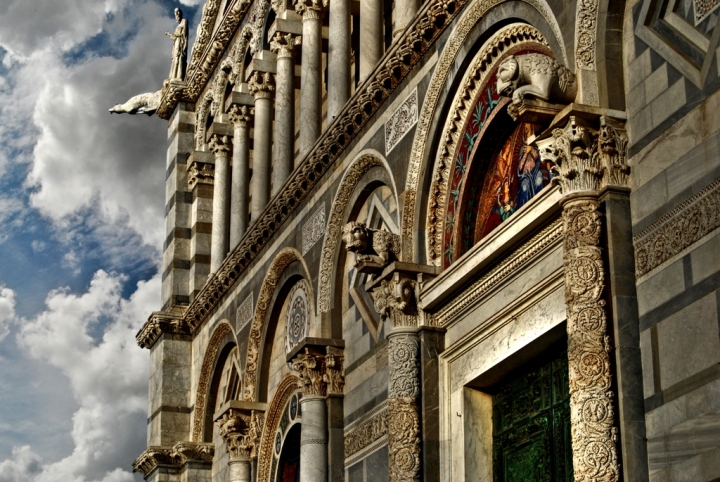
top-left (128, 0), bottom-right (720, 480)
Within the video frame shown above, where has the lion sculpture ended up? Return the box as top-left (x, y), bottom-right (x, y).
top-left (342, 222), bottom-right (401, 273)
top-left (109, 90), bottom-right (162, 116)
top-left (496, 54), bottom-right (577, 105)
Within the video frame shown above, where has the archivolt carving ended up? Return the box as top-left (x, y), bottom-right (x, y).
top-left (195, 92), bottom-right (214, 150)
top-left (231, 27), bottom-right (254, 84)
top-left (417, 24), bottom-right (550, 266)
top-left (575, 0), bottom-right (599, 70)
top-left (257, 375), bottom-right (300, 482)
top-left (242, 248), bottom-right (306, 401)
top-left (191, 321), bottom-right (234, 442)
top-left (404, 4), bottom-right (566, 263)
top-left (317, 154), bottom-right (384, 313)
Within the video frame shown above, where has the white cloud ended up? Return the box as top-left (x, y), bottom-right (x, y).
top-left (0, 286), bottom-right (17, 342)
top-left (0, 446), bottom-right (43, 482)
top-left (11, 270), bottom-right (158, 482)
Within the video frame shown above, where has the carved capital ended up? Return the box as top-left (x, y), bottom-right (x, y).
top-left (369, 273), bottom-right (419, 328)
top-left (598, 116), bottom-right (629, 189)
top-left (248, 71), bottom-right (275, 99)
top-left (270, 32), bottom-right (301, 58)
top-left (323, 353), bottom-right (345, 395)
top-left (218, 410), bottom-right (252, 459)
top-left (290, 349), bottom-right (327, 396)
top-left (136, 307), bottom-right (189, 349)
top-left (132, 442), bottom-right (214, 476)
top-left (294, 0), bottom-right (325, 19)
top-left (188, 160), bottom-right (215, 188)
top-left (228, 104), bottom-right (254, 127)
top-left (209, 133), bottom-right (232, 154)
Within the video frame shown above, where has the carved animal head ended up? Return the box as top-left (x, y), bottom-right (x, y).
top-left (342, 222), bottom-right (370, 253)
top-left (496, 56), bottom-right (520, 97)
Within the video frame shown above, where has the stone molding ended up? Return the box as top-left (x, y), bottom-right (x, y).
top-left (191, 322), bottom-right (234, 441)
top-left (132, 441), bottom-right (214, 476)
top-left (243, 248), bottom-right (304, 401)
top-left (136, 307), bottom-right (189, 349)
top-left (344, 402), bottom-right (388, 462)
top-left (429, 218), bottom-right (562, 327)
top-left (257, 376), bottom-right (300, 482)
top-left (634, 177), bottom-right (720, 278)
top-left (324, 353), bottom-right (345, 395)
top-left (318, 154), bottom-right (384, 313)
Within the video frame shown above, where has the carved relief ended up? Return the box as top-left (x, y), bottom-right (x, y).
top-left (344, 404), bottom-right (388, 461)
top-left (132, 442), bottom-right (214, 476)
top-left (318, 155), bottom-right (384, 313)
top-left (324, 353), bottom-right (345, 395)
top-left (209, 133), bottom-right (232, 154)
top-left (228, 104), bottom-right (254, 127)
top-left (598, 117), bottom-right (629, 188)
top-left (388, 397), bottom-right (421, 482)
top-left (270, 32), bottom-right (301, 59)
top-left (370, 275), bottom-right (419, 328)
top-left (388, 334), bottom-right (420, 398)
top-left (496, 53), bottom-right (577, 105)
top-left (302, 202), bottom-right (326, 255)
top-left (385, 88), bottom-right (418, 154)
top-left (575, 0), bottom-right (599, 70)
top-left (191, 322), bottom-right (233, 441)
top-left (257, 376), bottom-right (300, 482)
top-left (188, 160), bottom-right (215, 189)
top-left (285, 280), bottom-right (312, 355)
top-left (195, 92), bottom-right (214, 151)
top-left (218, 410), bottom-right (253, 459)
top-left (290, 350), bottom-right (327, 396)
top-left (243, 248), bottom-right (303, 401)
top-left (248, 70), bottom-right (275, 98)
top-left (211, 59), bottom-right (233, 116)
top-left (634, 178), bottom-right (720, 277)
top-left (342, 222), bottom-right (401, 272)
top-left (236, 292), bottom-right (254, 332)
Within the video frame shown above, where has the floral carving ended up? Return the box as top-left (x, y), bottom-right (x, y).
top-left (388, 334), bottom-right (420, 398)
top-left (324, 353), bottom-right (345, 395)
top-left (218, 410), bottom-right (253, 459)
top-left (385, 88), bottom-right (418, 154)
top-left (290, 350), bottom-right (327, 396)
top-left (575, 0), bottom-right (599, 70)
top-left (598, 117), bottom-right (630, 188)
top-left (270, 32), bottom-right (301, 59)
top-left (228, 104), bottom-right (254, 127)
top-left (370, 275), bottom-right (418, 328)
top-left (388, 397), bottom-right (421, 481)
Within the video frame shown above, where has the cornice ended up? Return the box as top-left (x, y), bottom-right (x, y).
top-left (132, 441), bottom-right (214, 476)
top-left (138, 0), bottom-right (472, 348)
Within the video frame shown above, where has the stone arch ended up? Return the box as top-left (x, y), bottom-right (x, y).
top-left (191, 320), bottom-right (236, 442)
top-left (195, 91), bottom-right (214, 151)
top-left (401, 0), bottom-right (567, 264)
top-left (256, 375), bottom-right (300, 482)
top-left (316, 151), bottom-right (398, 320)
top-left (231, 26), bottom-right (254, 84)
top-left (242, 247), bottom-right (314, 402)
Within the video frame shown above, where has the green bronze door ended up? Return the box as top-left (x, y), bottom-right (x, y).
top-left (492, 348), bottom-right (573, 482)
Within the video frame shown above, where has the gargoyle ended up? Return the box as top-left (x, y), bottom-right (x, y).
top-left (109, 90), bottom-right (162, 116)
top-left (342, 222), bottom-right (400, 273)
top-left (496, 54), bottom-right (577, 105)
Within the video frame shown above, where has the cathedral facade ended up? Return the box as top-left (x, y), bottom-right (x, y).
top-left (130, 0), bottom-right (720, 480)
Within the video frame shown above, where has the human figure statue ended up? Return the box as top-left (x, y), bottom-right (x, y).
top-left (166, 8), bottom-right (188, 81)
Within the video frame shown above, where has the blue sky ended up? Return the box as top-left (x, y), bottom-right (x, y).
top-left (0, 0), bottom-right (200, 480)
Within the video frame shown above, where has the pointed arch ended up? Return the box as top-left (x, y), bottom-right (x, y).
top-left (242, 247), bottom-right (313, 402)
top-left (191, 320), bottom-right (235, 441)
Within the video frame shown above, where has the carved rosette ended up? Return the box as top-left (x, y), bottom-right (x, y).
top-left (248, 71), bottom-right (275, 99)
top-left (388, 334), bottom-right (420, 399)
top-left (209, 133), bottom-right (232, 154)
top-left (323, 353), bottom-right (345, 395)
top-left (270, 32), bottom-right (301, 59)
top-left (228, 104), bottom-right (254, 128)
top-left (291, 350), bottom-right (327, 397)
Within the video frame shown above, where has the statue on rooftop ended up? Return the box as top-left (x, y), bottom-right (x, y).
top-left (166, 8), bottom-right (188, 81)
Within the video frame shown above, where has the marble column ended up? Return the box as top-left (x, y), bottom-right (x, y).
top-left (227, 105), bottom-right (253, 248)
top-left (209, 133), bottom-right (231, 273)
top-left (359, 0), bottom-right (383, 83)
top-left (248, 71), bottom-right (275, 222)
top-left (295, 0), bottom-right (323, 158)
top-left (536, 114), bottom-right (628, 482)
top-left (393, 0), bottom-right (420, 38)
top-left (291, 350), bottom-right (329, 482)
top-left (270, 32), bottom-right (300, 194)
top-left (327, 0), bottom-right (350, 121)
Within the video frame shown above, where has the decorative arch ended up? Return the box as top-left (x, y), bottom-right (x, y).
top-left (242, 248), bottom-right (313, 402)
top-left (195, 91), bottom-right (214, 151)
top-left (317, 151), bottom-right (397, 314)
top-left (256, 375), bottom-right (300, 482)
top-left (230, 26), bottom-right (254, 84)
top-left (401, 0), bottom-right (567, 264)
top-left (191, 320), bottom-right (235, 442)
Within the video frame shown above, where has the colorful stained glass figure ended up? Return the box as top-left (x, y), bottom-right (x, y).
top-left (492, 346), bottom-right (573, 482)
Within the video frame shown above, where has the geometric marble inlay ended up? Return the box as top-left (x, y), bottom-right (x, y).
top-left (694, 0), bottom-right (720, 24)
top-left (285, 280), bottom-right (311, 354)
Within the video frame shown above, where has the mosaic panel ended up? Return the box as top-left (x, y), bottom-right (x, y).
top-left (385, 88), bottom-right (418, 154)
top-left (694, 0), bottom-right (720, 24)
top-left (285, 280), bottom-right (312, 354)
top-left (302, 203), bottom-right (326, 255)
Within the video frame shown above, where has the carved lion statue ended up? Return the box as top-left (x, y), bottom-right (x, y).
top-left (496, 54), bottom-right (577, 105)
top-left (109, 90), bottom-right (162, 116)
top-left (341, 222), bottom-right (401, 272)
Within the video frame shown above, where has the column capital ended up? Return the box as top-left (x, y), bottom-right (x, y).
top-left (294, 0), bottom-right (325, 19)
top-left (324, 352), bottom-right (345, 395)
top-left (248, 71), bottom-right (275, 99)
top-left (270, 32), bottom-right (301, 59)
top-left (209, 133), bottom-right (232, 154)
top-left (534, 109), bottom-right (629, 199)
top-left (228, 104), bottom-right (254, 127)
top-left (217, 407), bottom-right (266, 460)
top-left (290, 349), bottom-right (328, 397)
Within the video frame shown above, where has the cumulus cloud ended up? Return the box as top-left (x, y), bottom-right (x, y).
top-left (0, 286), bottom-right (17, 342)
top-left (10, 270), bottom-right (158, 482)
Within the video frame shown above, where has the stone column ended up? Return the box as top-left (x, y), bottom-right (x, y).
top-left (291, 350), bottom-right (329, 482)
top-left (295, 0), bottom-right (323, 158)
top-left (359, 0), bottom-right (383, 83)
top-left (270, 32), bottom-right (300, 194)
top-left (217, 408), bottom-right (265, 482)
top-left (227, 105), bottom-right (253, 248)
top-left (327, 0), bottom-right (350, 121)
top-left (248, 71), bottom-right (275, 221)
top-left (324, 352), bottom-right (345, 481)
top-left (393, 0), bottom-right (420, 39)
top-left (536, 114), bottom-right (629, 482)
top-left (208, 132), bottom-right (232, 273)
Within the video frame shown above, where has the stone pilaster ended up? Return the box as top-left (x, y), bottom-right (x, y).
top-left (327, 0), bottom-right (350, 121)
top-left (295, 0), bottom-right (324, 158)
top-left (208, 129), bottom-right (232, 273)
top-left (270, 32), bottom-right (301, 194)
top-left (248, 71), bottom-right (275, 221)
top-left (227, 104), bottom-right (253, 247)
top-left (536, 112), bottom-right (633, 482)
